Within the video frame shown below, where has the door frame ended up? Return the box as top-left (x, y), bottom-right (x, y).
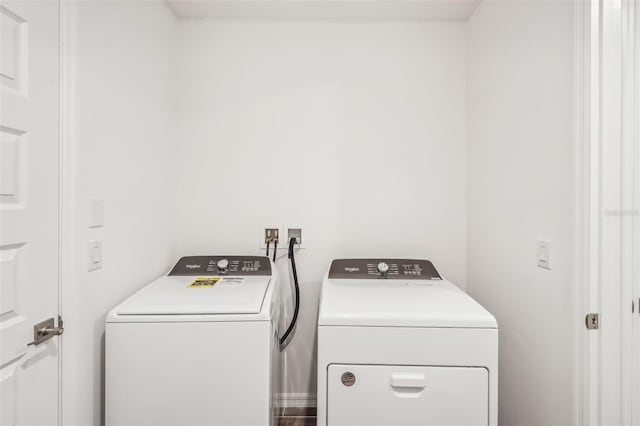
top-left (58, 1), bottom-right (76, 425)
top-left (573, 0), bottom-right (593, 424)
top-left (58, 0), bottom-right (63, 422)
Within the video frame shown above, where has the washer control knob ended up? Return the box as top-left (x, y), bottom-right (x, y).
top-left (217, 259), bottom-right (229, 272)
top-left (377, 262), bottom-right (389, 274)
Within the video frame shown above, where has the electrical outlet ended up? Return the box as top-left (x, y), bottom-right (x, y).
top-left (287, 227), bottom-right (302, 246)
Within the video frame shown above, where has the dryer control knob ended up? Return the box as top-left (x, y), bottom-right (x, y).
top-left (377, 262), bottom-right (389, 274)
top-left (217, 259), bottom-right (229, 272)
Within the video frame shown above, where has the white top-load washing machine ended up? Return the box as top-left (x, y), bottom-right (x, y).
top-left (317, 258), bottom-right (498, 426)
top-left (106, 255), bottom-right (280, 426)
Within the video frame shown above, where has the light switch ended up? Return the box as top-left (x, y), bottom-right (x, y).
top-left (89, 199), bottom-right (104, 228)
top-left (537, 240), bottom-right (550, 269)
top-left (88, 240), bottom-right (103, 271)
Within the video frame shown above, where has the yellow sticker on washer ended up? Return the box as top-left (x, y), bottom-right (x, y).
top-left (188, 277), bottom-right (221, 288)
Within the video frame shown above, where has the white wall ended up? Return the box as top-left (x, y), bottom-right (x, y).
top-left (175, 20), bottom-right (468, 398)
top-left (466, 2), bottom-right (575, 426)
top-left (62, 2), bottom-right (177, 425)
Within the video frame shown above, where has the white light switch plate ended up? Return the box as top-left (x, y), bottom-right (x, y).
top-left (89, 198), bottom-right (104, 228)
top-left (88, 240), bottom-right (103, 271)
top-left (537, 240), bottom-right (550, 269)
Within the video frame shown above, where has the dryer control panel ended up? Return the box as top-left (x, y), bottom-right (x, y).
top-left (169, 256), bottom-right (271, 276)
top-left (328, 258), bottom-right (441, 280)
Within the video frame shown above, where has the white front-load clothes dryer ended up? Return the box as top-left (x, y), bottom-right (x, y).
top-left (317, 258), bottom-right (498, 426)
top-left (106, 256), bottom-right (280, 426)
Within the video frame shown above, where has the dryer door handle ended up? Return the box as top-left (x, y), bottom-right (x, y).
top-left (389, 373), bottom-right (426, 389)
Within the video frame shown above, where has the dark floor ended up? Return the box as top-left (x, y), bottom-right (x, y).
top-left (277, 407), bottom-right (316, 426)
top-left (277, 416), bottom-right (316, 426)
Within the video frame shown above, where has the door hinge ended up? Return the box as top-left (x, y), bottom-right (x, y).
top-left (28, 315), bottom-right (64, 346)
top-left (585, 313), bottom-right (599, 330)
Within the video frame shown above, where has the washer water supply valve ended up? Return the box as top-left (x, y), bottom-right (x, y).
top-left (265, 228), bottom-right (279, 261)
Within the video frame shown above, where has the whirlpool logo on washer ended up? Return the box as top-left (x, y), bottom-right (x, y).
top-left (186, 264), bottom-right (201, 269)
top-left (345, 267), bottom-right (359, 272)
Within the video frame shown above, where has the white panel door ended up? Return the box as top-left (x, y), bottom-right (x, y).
top-left (327, 364), bottom-right (488, 426)
top-left (0, 1), bottom-right (60, 425)
top-left (596, 1), bottom-right (640, 425)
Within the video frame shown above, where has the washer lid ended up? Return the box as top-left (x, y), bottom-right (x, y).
top-left (116, 275), bottom-right (272, 315)
top-left (318, 277), bottom-right (497, 328)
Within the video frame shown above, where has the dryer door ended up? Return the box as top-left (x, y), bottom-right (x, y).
top-left (327, 364), bottom-right (489, 426)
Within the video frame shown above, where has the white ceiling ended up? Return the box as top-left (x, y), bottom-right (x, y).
top-left (165, 0), bottom-right (482, 21)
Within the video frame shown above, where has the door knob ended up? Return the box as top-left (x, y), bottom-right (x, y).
top-left (28, 316), bottom-right (64, 346)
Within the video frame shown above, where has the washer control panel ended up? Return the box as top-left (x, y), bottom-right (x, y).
top-left (328, 258), bottom-right (441, 280)
top-left (169, 256), bottom-right (271, 276)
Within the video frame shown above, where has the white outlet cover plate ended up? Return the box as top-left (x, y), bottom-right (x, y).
top-left (89, 198), bottom-right (104, 228)
top-left (537, 239), bottom-right (550, 269)
top-left (88, 240), bottom-right (103, 271)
